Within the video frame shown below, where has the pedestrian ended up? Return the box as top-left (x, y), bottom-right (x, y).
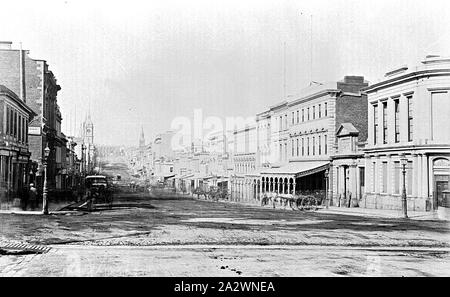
top-left (29, 183), bottom-right (38, 210)
top-left (21, 187), bottom-right (29, 210)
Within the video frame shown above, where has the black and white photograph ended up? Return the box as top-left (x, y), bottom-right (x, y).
top-left (0, 0), bottom-right (449, 284)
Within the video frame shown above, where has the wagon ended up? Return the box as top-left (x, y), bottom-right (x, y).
top-left (85, 175), bottom-right (113, 209)
top-left (260, 192), bottom-right (321, 211)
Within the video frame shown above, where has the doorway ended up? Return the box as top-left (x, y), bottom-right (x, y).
top-left (433, 158), bottom-right (450, 210)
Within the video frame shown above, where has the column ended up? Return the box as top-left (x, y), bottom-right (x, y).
top-left (412, 153), bottom-right (419, 198)
top-left (386, 154), bottom-right (393, 195)
top-left (422, 154), bottom-right (428, 198)
top-left (293, 179), bottom-right (296, 195)
top-left (260, 178), bottom-right (263, 197)
top-left (281, 178), bottom-right (285, 194)
top-left (417, 154), bottom-right (423, 199)
top-left (351, 163), bottom-right (357, 202)
top-left (277, 178), bottom-right (281, 194)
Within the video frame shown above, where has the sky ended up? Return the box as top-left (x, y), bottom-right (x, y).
top-left (0, 0), bottom-right (449, 146)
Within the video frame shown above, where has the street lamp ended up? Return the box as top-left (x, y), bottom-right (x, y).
top-left (42, 144), bottom-right (51, 215)
top-left (81, 144), bottom-right (86, 176)
top-left (324, 169), bottom-right (329, 209)
top-left (400, 155), bottom-right (409, 219)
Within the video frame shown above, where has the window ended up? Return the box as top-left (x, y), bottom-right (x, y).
top-left (284, 142), bottom-right (287, 161)
top-left (13, 111), bottom-right (17, 138)
top-left (18, 115), bottom-right (22, 143)
top-left (407, 161), bottom-right (413, 195)
top-left (23, 117), bottom-right (26, 143)
top-left (324, 135), bottom-right (327, 154)
top-left (279, 116), bottom-right (282, 131)
top-left (359, 167), bottom-right (365, 188)
top-left (407, 95), bottom-right (413, 141)
top-left (394, 161), bottom-right (400, 194)
top-left (279, 143), bottom-right (282, 160)
top-left (373, 104), bottom-right (379, 144)
top-left (307, 107), bottom-right (310, 121)
top-left (296, 110), bottom-right (299, 124)
top-left (302, 138), bottom-right (304, 156)
top-left (302, 109), bottom-right (304, 122)
top-left (291, 139), bottom-right (294, 156)
top-left (296, 138), bottom-right (299, 156)
top-left (382, 162), bottom-right (387, 193)
top-left (25, 120), bottom-right (28, 144)
top-left (372, 162), bottom-right (377, 192)
top-left (313, 106), bottom-right (316, 119)
top-left (394, 99), bottom-right (400, 143)
top-left (318, 104), bottom-right (321, 118)
top-left (382, 102), bottom-right (388, 144)
top-left (318, 135), bottom-right (321, 155)
top-left (307, 137), bottom-right (310, 155)
top-left (292, 112), bottom-right (294, 125)
top-left (6, 107), bottom-right (10, 135)
top-left (9, 109), bottom-right (13, 137)
top-left (325, 102), bottom-right (328, 116)
top-left (312, 136), bottom-right (315, 155)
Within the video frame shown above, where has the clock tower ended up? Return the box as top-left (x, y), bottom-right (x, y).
top-left (84, 114), bottom-right (94, 145)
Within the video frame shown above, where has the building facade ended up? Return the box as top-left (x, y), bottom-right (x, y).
top-left (257, 76), bottom-right (368, 202)
top-left (0, 85), bottom-right (35, 209)
top-left (0, 41), bottom-right (63, 194)
top-left (231, 124), bottom-right (258, 202)
top-left (362, 56), bottom-right (450, 212)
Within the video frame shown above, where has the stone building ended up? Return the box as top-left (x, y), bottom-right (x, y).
top-left (362, 56), bottom-right (450, 212)
top-left (231, 124), bottom-right (258, 202)
top-left (0, 85), bottom-right (36, 209)
top-left (331, 123), bottom-right (367, 207)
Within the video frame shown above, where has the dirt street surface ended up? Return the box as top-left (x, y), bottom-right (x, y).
top-left (1, 192), bottom-right (449, 276)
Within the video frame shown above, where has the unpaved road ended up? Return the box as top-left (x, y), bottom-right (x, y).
top-left (1, 245), bottom-right (449, 277)
top-left (1, 191), bottom-right (449, 276)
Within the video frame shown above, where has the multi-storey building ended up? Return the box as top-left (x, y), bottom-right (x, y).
top-left (257, 76), bottom-right (368, 200)
top-left (0, 85), bottom-right (35, 209)
top-left (362, 56), bottom-right (450, 212)
top-left (0, 41), bottom-right (63, 193)
top-left (231, 124), bottom-right (257, 202)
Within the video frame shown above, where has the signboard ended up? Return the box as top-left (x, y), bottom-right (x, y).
top-left (28, 127), bottom-right (41, 135)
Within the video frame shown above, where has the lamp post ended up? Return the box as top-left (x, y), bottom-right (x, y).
top-left (81, 144), bottom-right (86, 176)
top-left (324, 169), bottom-right (329, 209)
top-left (400, 155), bottom-right (409, 218)
top-left (42, 144), bottom-right (50, 215)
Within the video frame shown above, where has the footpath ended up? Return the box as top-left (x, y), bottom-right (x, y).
top-left (185, 193), bottom-right (450, 221)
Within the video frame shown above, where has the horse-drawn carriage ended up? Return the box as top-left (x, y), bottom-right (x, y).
top-left (260, 191), bottom-right (325, 211)
top-left (193, 186), bottom-right (229, 201)
top-left (192, 187), bottom-right (208, 199)
top-left (206, 186), bottom-right (229, 201)
top-left (84, 175), bottom-right (113, 209)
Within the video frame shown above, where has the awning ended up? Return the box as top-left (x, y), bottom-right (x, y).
top-left (163, 174), bottom-right (176, 180)
top-left (260, 161), bottom-right (329, 178)
top-left (186, 173), bottom-right (208, 180)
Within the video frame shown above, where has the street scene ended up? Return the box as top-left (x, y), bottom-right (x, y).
top-left (1, 0), bottom-right (450, 279)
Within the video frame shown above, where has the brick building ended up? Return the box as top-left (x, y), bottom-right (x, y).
top-left (0, 41), bottom-right (63, 195)
top-left (0, 85), bottom-right (36, 209)
top-left (256, 76), bottom-right (368, 201)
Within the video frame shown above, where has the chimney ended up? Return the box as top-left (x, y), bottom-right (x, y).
top-left (19, 42), bottom-right (26, 102)
top-left (0, 41), bottom-right (12, 50)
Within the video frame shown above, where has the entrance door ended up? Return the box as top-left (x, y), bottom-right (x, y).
top-left (435, 179), bottom-right (449, 209)
top-left (359, 167), bottom-right (365, 200)
top-left (433, 158), bottom-right (450, 210)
